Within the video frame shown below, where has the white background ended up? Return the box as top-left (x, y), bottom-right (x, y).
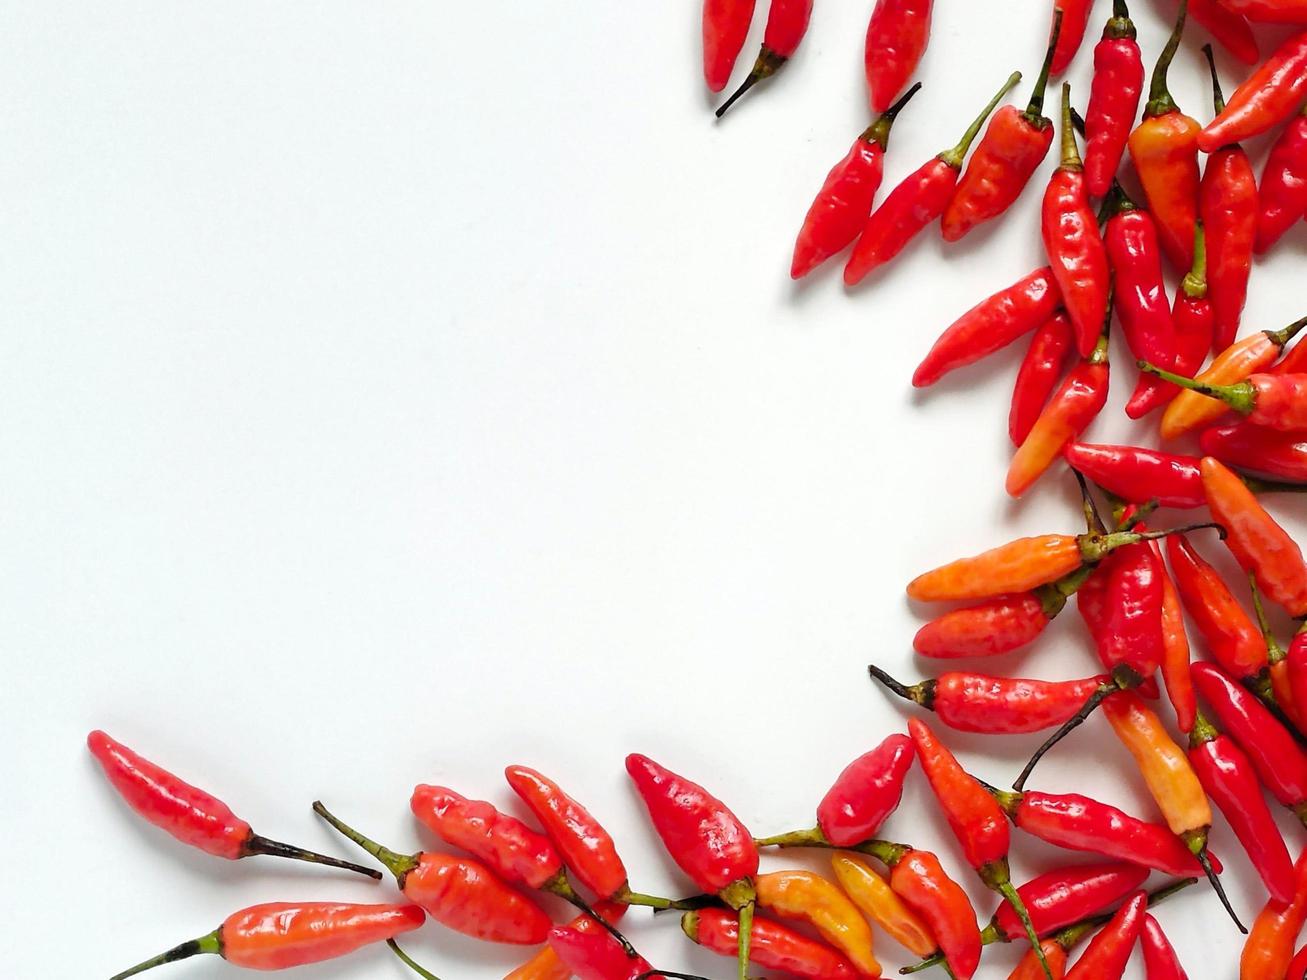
top-left (3, 1), bottom-right (1306, 977)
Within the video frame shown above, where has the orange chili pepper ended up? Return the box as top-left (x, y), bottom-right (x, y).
top-left (755, 869), bottom-right (882, 977)
top-left (830, 854), bottom-right (937, 958)
top-left (1203, 456), bottom-right (1307, 617)
top-left (1242, 848), bottom-right (1307, 980)
top-left (1009, 939), bottom-right (1069, 980)
top-left (1251, 578), bottom-right (1301, 730)
top-left (1152, 540), bottom-right (1197, 732)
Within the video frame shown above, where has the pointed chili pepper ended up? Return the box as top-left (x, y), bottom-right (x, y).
top-left (312, 801), bottom-right (552, 944)
top-left (1011, 313), bottom-right (1076, 445)
top-left (1191, 662), bottom-right (1307, 824)
top-left (703, 0), bottom-right (757, 92)
top-left (1084, 0), bottom-right (1145, 198)
top-left (1049, 0), bottom-right (1093, 75)
top-left (625, 754), bottom-right (758, 980)
top-left (506, 904), bottom-right (628, 980)
top-left (909, 718), bottom-right (1055, 980)
top-left (1143, 364), bottom-right (1307, 433)
top-left (830, 854), bottom-right (937, 957)
top-left (1064, 443), bottom-right (1204, 508)
top-left (682, 909), bottom-right (860, 979)
top-left (844, 72), bottom-right (1021, 284)
top-left (1250, 578), bottom-right (1301, 729)
top-left (790, 85), bottom-right (922, 279)
top-left (1189, 709), bottom-right (1295, 904)
top-left (107, 902), bottom-right (425, 979)
top-left (1140, 914), bottom-right (1188, 979)
top-left (1128, 0), bottom-right (1199, 271)
top-left (940, 16), bottom-right (1061, 242)
top-left (869, 666), bottom-right (1109, 734)
top-left (1199, 46), bottom-right (1257, 353)
top-left (1200, 29), bottom-right (1307, 151)
top-left (1099, 184), bottom-right (1176, 418)
top-left (1201, 424), bottom-right (1307, 483)
top-left (1256, 107), bottom-right (1307, 253)
top-left (715, 0), bottom-right (814, 116)
top-left (1190, 0), bottom-right (1259, 65)
top-left (1160, 316), bottom-right (1307, 439)
top-left (85, 730), bottom-right (382, 880)
top-left (1062, 890), bottom-right (1147, 979)
top-left (1138, 222), bottom-right (1214, 415)
top-left (992, 863), bottom-right (1150, 945)
top-left (864, 0), bottom-right (933, 114)
top-left (755, 869), bottom-right (882, 977)
top-left (813, 735), bottom-right (915, 846)
top-left (1041, 83), bottom-right (1110, 357)
top-left (1242, 849), bottom-right (1307, 980)
top-left (1292, 945), bottom-right (1307, 980)
top-left (913, 267), bottom-right (1062, 387)
top-left (1203, 456), bottom-right (1307, 616)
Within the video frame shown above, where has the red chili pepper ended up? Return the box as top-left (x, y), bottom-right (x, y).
top-left (1243, 850), bottom-right (1307, 980)
top-left (506, 904), bottom-right (628, 980)
top-left (1084, 1), bottom-right (1145, 198)
top-left (1202, 426), bottom-right (1307, 482)
top-left (1189, 710), bottom-right (1296, 903)
top-left (85, 731), bottom-right (381, 879)
top-left (1256, 107), bottom-right (1307, 253)
top-left (814, 734), bottom-right (915, 846)
top-left (715, 0), bottom-right (814, 116)
top-left (844, 72), bottom-right (1021, 284)
top-left (909, 718), bottom-right (1055, 979)
top-left (790, 85), bottom-right (922, 279)
top-left (1201, 29), bottom-right (1307, 150)
top-left (940, 18), bottom-right (1060, 242)
top-left (1190, 0), bottom-right (1260, 65)
top-left (1064, 443), bottom-right (1202, 507)
top-left (313, 801), bottom-right (553, 944)
top-left (546, 926), bottom-right (656, 980)
top-left (991, 863), bottom-right (1149, 942)
top-left (1146, 366), bottom-right (1307, 433)
top-left (1140, 223), bottom-right (1213, 414)
top-left (1128, 0), bottom-right (1200, 271)
top-left (626, 754), bottom-right (758, 979)
top-left (1292, 945), bottom-right (1307, 980)
top-left (1099, 184), bottom-right (1177, 418)
top-left (871, 666), bottom-right (1108, 734)
top-left (1011, 313), bottom-right (1076, 445)
top-left (1203, 456), bottom-right (1307, 616)
top-left (1166, 533), bottom-right (1268, 683)
top-left (682, 909), bottom-right (859, 980)
top-left (881, 842), bottom-right (983, 980)
top-left (703, 0), bottom-right (758, 92)
top-left (108, 902), bottom-right (425, 979)
top-left (1289, 625), bottom-right (1307, 738)
top-left (865, 0), bottom-right (933, 114)
top-left (1049, 0), bottom-right (1094, 75)
top-left (1063, 891), bottom-right (1147, 979)
top-left (913, 267), bottom-right (1062, 386)
top-left (1140, 914), bottom-right (1189, 980)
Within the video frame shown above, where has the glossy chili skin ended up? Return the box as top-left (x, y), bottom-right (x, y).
top-left (1153, 540), bottom-right (1197, 732)
top-left (816, 734), bottom-right (915, 846)
top-left (831, 853), bottom-right (937, 957)
top-left (1049, 0), bottom-right (1094, 74)
top-left (1191, 662), bottom-right (1307, 812)
top-left (1166, 534), bottom-right (1266, 680)
top-left (888, 847), bottom-right (983, 980)
top-left (1203, 456), bottom-right (1307, 616)
top-left (1084, 1), bottom-right (1144, 198)
top-left (1209, 374), bottom-right (1307, 431)
top-left (1141, 914), bottom-right (1189, 980)
top-left (1242, 850), bottom-right (1307, 980)
top-left (1149, 228), bottom-right (1213, 414)
top-left (1201, 29), bottom-right (1307, 151)
top-left (1063, 891), bottom-right (1147, 980)
top-left (1011, 313), bottom-right (1075, 445)
top-left (1201, 425), bottom-right (1307, 482)
top-left (1012, 941), bottom-right (1069, 980)
top-left (913, 267), bottom-right (1061, 386)
top-left (754, 870), bottom-right (882, 977)
top-left (790, 87), bottom-right (920, 279)
top-left (1094, 535), bottom-right (1166, 681)
top-left (880, 670), bottom-right (1108, 734)
top-left (508, 905), bottom-right (627, 980)
top-left (716, 0), bottom-right (814, 116)
top-left (223, 903), bottom-right (425, 970)
top-left (547, 924), bottom-right (652, 980)
top-left (909, 718), bottom-right (1009, 871)
top-left (1257, 109), bottom-right (1307, 253)
top-left (626, 754), bottom-right (758, 894)
top-left (990, 863), bottom-right (1148, 941)
top-left (1064, 443), bottom-right (1203, 508)
top-left (1291, 945), bottom-right (1307, 980)
top-left (685, 909), bottom-right (859, 980)
top-left (865, 0), bottom-right (933, 113)
top-left (703, 0), bottom-right (757, 92)
top-left (1191, 0), bottom-right (1259, 65)
top-left (912, 587), bottom-right (1069, 659)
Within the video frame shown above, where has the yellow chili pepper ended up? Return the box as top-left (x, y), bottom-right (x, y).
top-left (755, 868), bottom-right (882, 977)
top-left (830, 854), bottom-right (936, 958)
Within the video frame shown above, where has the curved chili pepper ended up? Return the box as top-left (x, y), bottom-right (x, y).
top-left (991, 863), bottom-right (1150, 942)
top-left (865, 0), bottom-right (933, 113)
top-left (1145, 366), bottom-right (1307, 433)
top-left (1128, 0), bottom-right (1199, 271)
top-left (755, 869), bottom-right (882, 976)
top-left (85, 731), bottom-right (381, 879)
top-left (716, 0), bottom-right (814, 116)
top-left (1191, 662), bottom-right (1307, 822)
top-left (845, 72), bottom-right (1021, 284)
top-left (909, 718), bottom-right (1055, 979)
top-left (1140, 914), bottom-right (1188, 979)
top-left (1064, 443), bottom-right (1203, 507)
top-left (940, 18), bottom-right (1060, 242)
top-left (1011, 313), bottom-right (1075, 445)
top-left (1063, 890), bottom-right (1147, 979)
top-left (108, 902), bottom-right (425, 979)
top-left (1161, 316), bottom-right (1307, 439)
top-left (1101, 691), bottom-right (1244, 930)
top-left (1190, 0), bottom-right (1259, 65)
top-left (1256, 107), bottom-right (1307, 253)
top-left (1201, 29), bottom-right (1307, 151)
top-left (813, 735), bottom-right (915, 846)
top-left (1166, 533), bottom-right (1268, 684)
top-left (790, 85), bottom-right (922, 279)
top-left (830, 854), bottom-right (937, 957)
top-left (504, 766), bottom-right (621, 900)
top-left (913, 267), bottom-right (1062, 386)
top-left (870, 666), bottom-right (1108, 734)
top-left (1203, 456), bottom-right (1307, 616)
top-left (1201, 424), bottom-right (1307, 482)
top-left (544, 925), bottom-right (654, 980)
top-left (312, 801), bottom-right (553, 944)
top-left (1242, 850), bottom-right (1307, 980)
top-left (506, 904), bottom-right (628, 980)
top-left (1200, 46), bottom-right (1257, 353)
top-left (1141, 223), bottom-right (1214, 414)
top-left (626, 753), bottom-right (758, 979)
top-left (1049, 0), bottom-right (1093, 75)
top-left (683, 909), bottom-right (860, 979)
top-left (1152, 539), bottom-right (1198, 732)
top-left (1084, 1), bottom-right (1145, 198)
top-left (703, 0), bottom-right (757, 92)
